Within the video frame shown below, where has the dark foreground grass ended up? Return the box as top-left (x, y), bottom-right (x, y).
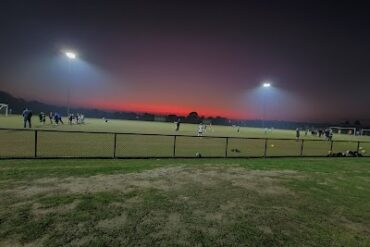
top-left (0, 158), bottom-right (369, 246)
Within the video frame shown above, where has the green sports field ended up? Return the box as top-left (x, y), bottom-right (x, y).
top-left (1, 116), bottom-right (369, 246)
top-left (0, 115), bottom-right (369, 158)
top-left (2, 115), bottom-right (370, 140)
top-left (0, 158), bottom-right (369, 246)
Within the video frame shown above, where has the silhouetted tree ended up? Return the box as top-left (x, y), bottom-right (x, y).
top-left (186, 112), bottom-right (200, 123)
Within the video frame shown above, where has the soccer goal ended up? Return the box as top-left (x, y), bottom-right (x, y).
top-left (330, 126), bottom-right (356, 135)
top-left (0, 104), bottom-right (8, 117)
top-left (361, 129), bottom-right (370, 136)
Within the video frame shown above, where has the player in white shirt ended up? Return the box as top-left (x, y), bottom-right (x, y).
top-left (198, 123), bottom-right (204, 136)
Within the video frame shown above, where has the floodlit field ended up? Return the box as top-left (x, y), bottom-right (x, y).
top-left (2, 115), bottom-right (370, 140)
top-left (0, 158), bottom-right (369, 246)
top-left (0, 115), bottom-right (369, 158)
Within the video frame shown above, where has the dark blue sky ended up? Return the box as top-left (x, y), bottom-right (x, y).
top-left (1, 0), bottom-right (370, 122)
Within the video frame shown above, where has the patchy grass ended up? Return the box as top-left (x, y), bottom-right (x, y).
top-left (0, 158), bottom-right (369, 246)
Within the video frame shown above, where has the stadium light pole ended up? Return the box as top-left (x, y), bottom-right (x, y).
top-left (262, 82), bottom-right (271, 129)
top-left (64, 51), bottom-right (77, 116)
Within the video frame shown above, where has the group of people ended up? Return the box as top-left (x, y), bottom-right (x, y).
top-left (38, 112), bottom-right (63, 125)
top-left (173, 120), bottom-right (214, 137)
top-left (295, 128), bottom-right (333, 141)
top-left (68, 113), bottom-right (85, 125)
top-left (310, 128), bottom-right (333, 140)
top-left (23, 108), bottom-right (85, 128)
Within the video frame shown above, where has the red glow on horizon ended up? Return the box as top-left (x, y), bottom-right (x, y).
top-left (74, 100), bottom-right (251, 119)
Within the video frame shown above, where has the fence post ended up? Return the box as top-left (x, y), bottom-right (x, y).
top-left (264, 138), bottom-right (268, 158)
top-left (173, 135), bottom-right (177, 158)
top-left (330, 140), bottom-right (334, 153)
top-left (300, 139), bottom-right (304, 156)
top-left (357, 141), bottom-right (360, 153)
top-left (113, 133), bottom-right (117, 158)
top-left (34, 130), bottom-right (38, 158)
top-left (225, 137), bottom-right (229, 158)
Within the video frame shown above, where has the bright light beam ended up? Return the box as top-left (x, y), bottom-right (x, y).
top-left (65, 51), bottom-right (77, 59)
top-left (262, 82), bottom-right (271, 88)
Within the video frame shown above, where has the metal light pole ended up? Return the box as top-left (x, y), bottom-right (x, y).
top-left (64, 51), bottom-right (77, 116)
top-left (262, 82), bottom-right (271, 129)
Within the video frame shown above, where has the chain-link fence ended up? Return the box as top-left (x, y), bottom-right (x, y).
top-left (0, 128), bottom-right (368, 158)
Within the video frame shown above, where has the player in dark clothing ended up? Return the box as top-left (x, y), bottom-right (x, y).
top-left (296, 128), bottom-right (300, 141)
top-left (325, 129), bottom-right (333, 141)
top-left (22, 108), bottom-right (32, 128)
top-left (175, 119), bottom-right (181, 131)
top-left (54, 112), bottom-right (64, 125)
top-left (68, 114), bottom-right (73, 125)
top-left (324, 129), bottom-right (329, 139)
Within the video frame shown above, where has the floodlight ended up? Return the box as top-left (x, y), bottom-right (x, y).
top-left (262, 82), bottom-right (271, 88)
top-left (65, 51), bottom-right (77, 59)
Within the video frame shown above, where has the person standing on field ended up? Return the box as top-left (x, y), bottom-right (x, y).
top-left (175, 119), bottom-right (181, 131)
top-left (53, 112), bottom-right (64, 125)
top-left (68, 113), bottom-right (73, 125)
top-left (22, 108), bottom-right (32, 128)
top-left (296, 128), bottom-right (300, 141)
top-left (198, 123), bottom-right (204, 136)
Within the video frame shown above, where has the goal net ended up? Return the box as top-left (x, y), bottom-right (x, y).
top-left (0, 104), bottom-right (8, 116)
top-left (330, 126), bottom-right (356, 135)
top-left (361, 129), bottom-right (370, 136)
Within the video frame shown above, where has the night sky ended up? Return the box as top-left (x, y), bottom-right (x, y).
top-left (1, 0), bottom-right (370, 122)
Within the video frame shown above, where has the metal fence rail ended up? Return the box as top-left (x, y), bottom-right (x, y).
top-left (0, 128), bottom-right (369, 159)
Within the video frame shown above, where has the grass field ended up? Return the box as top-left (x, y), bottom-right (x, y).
top-left (0, 116), bottom-right (369, 158)
top-left (2, 115), bottom-right (370, 140)
top-left (0, 158), bottom-right (369, 246)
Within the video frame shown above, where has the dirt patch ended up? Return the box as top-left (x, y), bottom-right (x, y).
top-left (211, 168), bottom-right (298, 195)
top-left (220, 201), bottom-right (237, 211)
top-left (69, 235), bottom-right (94, 246)
top-left (146, 211), bottom-right (192, 245)
top-left (5, 166), bottom-right (300, 198)
top-left (31, 200), bottom-right (80, 218)
top-left (167, 213), bottom-right (181, 228)
top-left (97, 213), bottom-right (128, 231)
top-left (4, 185), bottom-right (65, 198)
top-left (0, 235), bottom-right (48, 247)
top-left (0, 240), bottom-right (23, 247)
top-left (204, 212), bottom-right (223, 222)
top-left (126, 196), bottom-right (144, 204)
top-left (258, 225), bottom-right (273, 234)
